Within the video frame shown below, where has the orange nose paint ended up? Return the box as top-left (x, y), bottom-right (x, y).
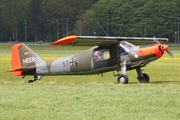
top-left (160, 44), bottom-right (168, 51)
top-left (154, 44), bottom-right (168, 58)
top-left (138, 46), bottom-right (155, 56)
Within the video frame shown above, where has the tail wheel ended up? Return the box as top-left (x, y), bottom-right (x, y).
top-left (28, 80), bottom-right (34, 83)
top-left (28, 75), bottom-right (38, 83)
top-left (117, 74), bottom-right (129, 84)
top-left (138, 73), bottom-right (150, 83)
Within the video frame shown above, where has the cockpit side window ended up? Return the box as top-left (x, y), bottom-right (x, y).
top-left (118, 43), bottom-right (130, 56)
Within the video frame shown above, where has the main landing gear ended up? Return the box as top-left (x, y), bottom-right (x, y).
top-left (117, 61), bottom-right (150, 84)
top-left (117, 60), bottom-right (129, 84)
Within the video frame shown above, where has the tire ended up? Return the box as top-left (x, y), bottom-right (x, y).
top-left (138, 73), bottom-right (150, 83)
top-left (117, 74), bottom-right (129, 84)
top-left (143, 73), bottom-right (150, 83)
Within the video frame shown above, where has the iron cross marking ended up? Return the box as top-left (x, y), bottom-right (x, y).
top-left (70, 58), bottom-right (77, 66)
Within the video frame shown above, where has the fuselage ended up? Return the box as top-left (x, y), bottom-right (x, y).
top-left (34, 41), bottom-right (168, 76)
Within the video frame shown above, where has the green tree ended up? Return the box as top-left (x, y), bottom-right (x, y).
top-left (74, 0), bottom-right (113, 36)
top-left (27, 0), bottom-right (42, 42)
top-left (0, 0), bottom-right (29, 42)
top-left (74, 0), bottom-right (180, 42)
top-left (1, 0), bottom-right (180, 43)
top-left (41, 0), bottom-right (98, 41)
top-left (74, 10), bottom-right (97, 36)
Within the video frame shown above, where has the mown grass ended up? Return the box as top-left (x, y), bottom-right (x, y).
top-left (0, 84), bottom-right (180, 120)
top-left (0, 44), bottom-right (180, 120)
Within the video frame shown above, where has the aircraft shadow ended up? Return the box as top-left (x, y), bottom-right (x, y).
top-left (149, 81), bottom-right (180, 84)
top-left (115, 81), bottom-right (180, 85)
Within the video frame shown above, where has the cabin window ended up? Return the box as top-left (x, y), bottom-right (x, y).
top-left (93, 49), bottom-right (110, 61)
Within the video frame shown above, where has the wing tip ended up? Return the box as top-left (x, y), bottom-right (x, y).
top-left (165, 38), bottom-right (169, 42)
top-left (49, 35), bottom-right (78, 46)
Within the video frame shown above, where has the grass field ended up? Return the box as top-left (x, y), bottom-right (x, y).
top-left (0, 44), bottom-right (180, 120)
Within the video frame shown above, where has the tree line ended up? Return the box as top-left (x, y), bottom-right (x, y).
top-left (0, 0), bottom-right (180, 43)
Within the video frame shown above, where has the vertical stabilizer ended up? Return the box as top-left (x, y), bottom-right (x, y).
top-left (10, 43), bottom-right (44, 76)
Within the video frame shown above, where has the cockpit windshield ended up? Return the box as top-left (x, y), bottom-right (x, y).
top-left (120, 41), bottom-right (135, 49)
top-left (118, 41), bottom-right (134, 55)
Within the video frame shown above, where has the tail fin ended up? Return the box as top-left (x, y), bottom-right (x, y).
top-left (8, 43), bottom-right (45, 76)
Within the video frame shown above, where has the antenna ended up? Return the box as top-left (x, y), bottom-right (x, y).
top-left (96, 21), bottom-right (108, 36)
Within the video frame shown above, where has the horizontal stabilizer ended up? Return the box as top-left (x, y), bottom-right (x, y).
top-left (6, 67), bottom-right (35, 72)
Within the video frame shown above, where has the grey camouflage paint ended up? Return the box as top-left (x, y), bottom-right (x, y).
top-left (16, 42), bottom-right (159, 77)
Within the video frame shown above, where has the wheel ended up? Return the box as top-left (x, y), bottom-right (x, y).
top-left (143, 73), bottom-right (150, 83)
top-left (138, 73), bottom-right (150, 83)
top-left (117, 74), bottom-right (129, 84)
top-left (28, 80), bottom-right (34, 83)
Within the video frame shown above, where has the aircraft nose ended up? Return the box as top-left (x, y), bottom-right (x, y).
top-left (155, 44), bottom-right (169, 58)
top-left (160, 44), bottom-right (168, 51)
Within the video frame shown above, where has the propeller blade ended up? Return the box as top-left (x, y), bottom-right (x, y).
top-left (153, 36), bottom-right (174, 58)
top-left (166, 49), bottom-right (174, 58)
top-left (153, 36), bottom-right (160, 44)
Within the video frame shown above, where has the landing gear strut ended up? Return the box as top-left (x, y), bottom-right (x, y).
top-left (136, 67), bottom-right (150, 83)
top-left (117, 60), bottom-right (129, 84)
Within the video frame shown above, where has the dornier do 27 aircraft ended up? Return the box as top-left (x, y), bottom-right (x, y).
top-left (7, 35), bottom-right (173, 84)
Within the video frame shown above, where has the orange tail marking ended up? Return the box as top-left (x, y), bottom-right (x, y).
top-left (11, 43), bottom-right (22, 76)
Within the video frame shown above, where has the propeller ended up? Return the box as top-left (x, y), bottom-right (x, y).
top-left (153, 36), bottom-right (174, 58)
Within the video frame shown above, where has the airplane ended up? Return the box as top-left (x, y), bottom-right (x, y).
top-left (6, 35), bottom-right (173, 84)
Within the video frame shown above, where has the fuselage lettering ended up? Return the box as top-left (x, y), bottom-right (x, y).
top-left (23, 57), bottom-right (35, 64)
top-left (62, 60), bottom-right (69, 67)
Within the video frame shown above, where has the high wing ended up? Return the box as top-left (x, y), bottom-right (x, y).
top-left (49, 35), bottom-right (168, 46)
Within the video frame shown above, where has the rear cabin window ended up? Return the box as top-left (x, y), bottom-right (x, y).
top-left (93, 49), bottom-right (110, 62)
